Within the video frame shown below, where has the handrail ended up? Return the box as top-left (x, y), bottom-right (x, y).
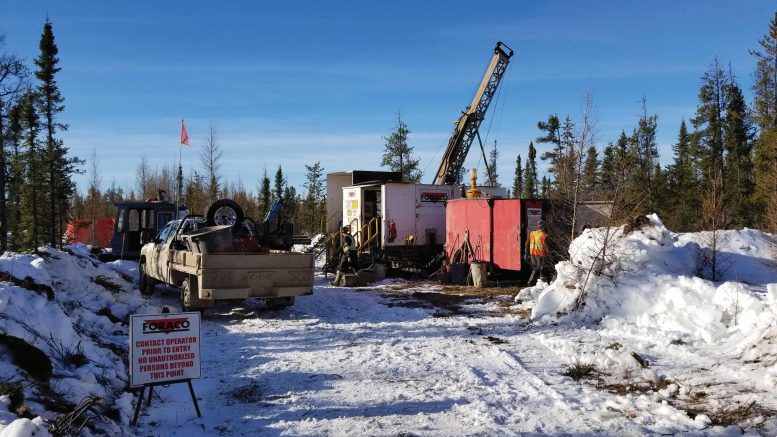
top-left (320, 216), bottom-right (380, 272)
top-left (357, 216), bottom-right (380, 251)
top-left (327, 217), bottom-right (357, 261)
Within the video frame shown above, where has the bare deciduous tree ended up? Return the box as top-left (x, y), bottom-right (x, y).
top-left (135, 156), bottom-right (151, 200)
top-left (571, 89), bottom-right (598, 243)
top-left (87, 150), bottom-right (101, 245)
top-left (573, 154), bottom-right (630, 310)
top-left (696, 170), bottom-right (730, 281)
top-left (200, 120), bottom-right (222, 203)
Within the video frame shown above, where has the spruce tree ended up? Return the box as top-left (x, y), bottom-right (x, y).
top-left (599, 142), bottom-right (617, 192)
top-left (273, 165), bottom-right (285, 202)
top-left (666, 120), bottom-right (699, 231)
top-left (35, 19), bottom-right (78, 247)
top-left (302, 162), bottom-right (325, 234)
top-left (617, 129), bottom-right (645, 216)
top-left (540, 175), bottom-right (550, 198)
top-left (582, 145), bottom-right (598, 192)
top-left (20, 91), bottom-right (42, 250)
top-left (652, 164), bottom-right (671, 223)
top-left (692, 58), bottom-right (728, 183)
top-left (283, 185), bottom-right (299, 229)
top-left (692, 58), bottom-right (730, 229)
top-left (750, 10), bottom-right (777, 130)
top-left (723, 73), bottom-right (755, 227)
top-left (632, 98), bottom-right (659, 212)
top-left (512, 154), bottom-right (522, 199)
top-left (558, 116), bottom-right (577, 198)
top-left (750, 12), bottom-right (777, 228)
top-left (258, 169), bottom-right (271, 219)
top-left (537, 114), bottom-right (562, 190)
top-left (522, 142), bottom-right (538, 199)
top-left (487, 140), bottom-right (499, 187)
top-left (5, 100), bottom-right (24, 250)
top-left (184, 171), bottom-right (206, 215)
top-left (381, 111), bottom-right (422, 183)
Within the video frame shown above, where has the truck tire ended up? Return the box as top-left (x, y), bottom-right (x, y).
top-left (181, 277), bottom-right (195, 312)
top-left (138, 263), bottom-right (154, 295)
top-left (205, 199), bottom-right (245, 228)
top-left (266, 297), bottom-right (295, 310)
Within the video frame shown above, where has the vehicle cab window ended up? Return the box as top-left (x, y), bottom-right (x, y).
top-left (156, 221), bottom-right (178, 245)
top-left (179, 219), bottom-right (203, 235)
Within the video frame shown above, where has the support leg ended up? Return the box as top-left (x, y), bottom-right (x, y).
top-left (187, 380), bottom-right (202, 418)
top-left (528, 269), bottom-right (538, 286)
top-left (131, 387), bottom-right (145, 427)
top-left (146, 386), bottom-right (154, 407)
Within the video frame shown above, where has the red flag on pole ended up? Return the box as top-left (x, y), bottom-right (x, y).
top-left (180, 119), bottom-right (190, 146)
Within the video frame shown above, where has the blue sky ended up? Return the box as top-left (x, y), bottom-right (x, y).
top-left (2, 1), bottom-right (774, 195)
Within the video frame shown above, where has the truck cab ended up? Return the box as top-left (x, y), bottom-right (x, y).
top-left (110, 200), bottom-right (186, 259)
top-left (142, 217), bottom-right (205, 284)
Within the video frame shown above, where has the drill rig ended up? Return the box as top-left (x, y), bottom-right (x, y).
top-left (433, 41), bottom-right (513, 186)
top-left (322, 42), bottom-right (514, 278)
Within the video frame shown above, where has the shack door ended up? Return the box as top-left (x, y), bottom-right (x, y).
top-left (493, 199), bottom-right (522, 271)
top-left (342, 187), bottom-right (361, 233)
top-left (414, 185), bottom-right (453, 246)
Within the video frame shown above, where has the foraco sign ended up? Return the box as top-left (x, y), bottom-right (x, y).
top-left (129, 312), bottom-right (201, 387)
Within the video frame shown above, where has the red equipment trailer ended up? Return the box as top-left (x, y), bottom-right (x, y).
top-left (445, 198), bottom-right (544, 272)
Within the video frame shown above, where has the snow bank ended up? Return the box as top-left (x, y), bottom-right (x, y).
top-left (528, 215), bottom-right (777, 346)
top-left (0, 417), bottom-right (51, 437)
top-left (0, 246), bottom-right (153, 434)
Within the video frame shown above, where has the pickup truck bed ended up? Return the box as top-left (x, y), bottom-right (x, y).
top-left (172, 250), bottom-right (314, 304)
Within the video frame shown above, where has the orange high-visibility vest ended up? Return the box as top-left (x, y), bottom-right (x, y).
top-left (529, 229), bottom-right (548, 257)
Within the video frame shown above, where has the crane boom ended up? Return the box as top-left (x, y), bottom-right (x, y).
top-left (432, 42), bottom-right (513, 185)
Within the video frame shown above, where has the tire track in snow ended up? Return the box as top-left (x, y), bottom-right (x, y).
top-left (464, 335), bottom-right (597, 434)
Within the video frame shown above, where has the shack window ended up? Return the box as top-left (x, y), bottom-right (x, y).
top-left (116, 208), bottom-right (126, 232)
top-left (157, 212), bottom-right (174, 230)
top-left (128, 210), bottom-right (140, 232)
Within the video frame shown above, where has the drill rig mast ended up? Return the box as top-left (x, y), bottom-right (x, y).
top-left (432, 41), bottom-right (513, 186)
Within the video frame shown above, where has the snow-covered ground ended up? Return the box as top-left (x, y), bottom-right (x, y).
top-left (1, 218), bottom-right (777, 436)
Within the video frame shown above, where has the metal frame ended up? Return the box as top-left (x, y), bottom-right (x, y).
top-left (433, 41), bottom-right (514, 186)
top-left (131, 378), bottom-right (201, 426)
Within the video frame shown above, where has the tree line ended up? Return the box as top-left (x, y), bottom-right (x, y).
top-left (72, 140), bottom-right (329, 240)
top-left (0, 20), bottom-right (81, 252)
top-left (510, 11), bottom-right (777, 237)
top-left (5, 13), bottom-right (777, 253)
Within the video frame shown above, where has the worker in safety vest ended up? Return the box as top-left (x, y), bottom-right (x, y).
top-left (524, 220), bottom-right (550, 285)
top-left (331, 226), bottom-right (358, 286)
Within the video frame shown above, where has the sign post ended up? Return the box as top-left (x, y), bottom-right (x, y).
top-left (129, 311), bottom-right (202, 426)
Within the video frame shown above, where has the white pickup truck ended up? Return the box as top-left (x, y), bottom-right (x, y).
top-left (139, 216), bottom-right (314, 311)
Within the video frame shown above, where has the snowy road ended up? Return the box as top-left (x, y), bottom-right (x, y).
top-left (137, 278), bottom-right (662, 436)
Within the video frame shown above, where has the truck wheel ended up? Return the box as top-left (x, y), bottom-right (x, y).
top-left (181, 278), bottom-right (195, 312)
top-left (266, 297), bottom-right (295, 310)
top-left (205, 199), bottom-right (245, 228)
top-left (181, 278), bottom-right (206, 314)
top-left (180, 278), bottom-right (199, 312)
top-left (139, 263), bottom-right (154, 295)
